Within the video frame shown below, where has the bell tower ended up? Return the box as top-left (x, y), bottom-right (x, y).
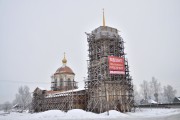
top-left (85, 10), bottom-right (134, 113)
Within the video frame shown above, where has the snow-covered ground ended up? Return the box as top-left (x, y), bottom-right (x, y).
top-left (0, 108), bottom-right (180, 120)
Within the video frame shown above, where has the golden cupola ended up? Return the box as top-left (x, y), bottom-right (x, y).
top-left (62, 52), bottom-right (67, 65)
top-left (54, 53), bottom-right (75, 75)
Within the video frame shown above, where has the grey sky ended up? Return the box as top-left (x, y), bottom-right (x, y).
top-left (0, 0), bottom-right (180, 104)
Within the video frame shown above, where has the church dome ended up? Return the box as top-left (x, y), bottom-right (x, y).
top-left (62, 56), bottom-right (67, 64)
top-left (54, 66), bottom-right (75, 75)
top-left (54, 53), bottom-right (75, 75)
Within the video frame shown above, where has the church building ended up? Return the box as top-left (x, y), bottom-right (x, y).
top-left (32, 11), bottom-right (134, 113)
top-left (32, 55), bottom-right (86, 112)
top-left (51, 53), bottom-right (78, 91)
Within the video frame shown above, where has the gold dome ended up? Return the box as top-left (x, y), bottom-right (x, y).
top-left (62, 52), bottom-right (67, 65)
top-left (54, 52), bottom-right (75, 75)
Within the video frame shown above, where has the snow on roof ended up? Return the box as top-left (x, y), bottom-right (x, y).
top-left (12, 104), bottom-right (22, 108)
top-left (12, 104), bottom-right (18, 108)
top-left (45, 87), bottom-right (85, 98)
top-left (177, 97), bottom-right (180, 101)
top-left (148, 99), bottom-right (157, 104)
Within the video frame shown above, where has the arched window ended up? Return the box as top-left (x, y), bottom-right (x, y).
top-left (67, 78), bottom-right (71, 86)
top-left (54, 78), bottom-right (57, 87)
top-left (54, 78), bottom-right (57, 83)
top-left (60, 78), bottom-right (63, 86)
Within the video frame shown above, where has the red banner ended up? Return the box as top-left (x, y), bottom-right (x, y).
top-left (108, 56), bottom-right (125, 74)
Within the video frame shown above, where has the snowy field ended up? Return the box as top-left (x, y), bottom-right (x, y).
top-left (0, 108), bottom-right (180, 120)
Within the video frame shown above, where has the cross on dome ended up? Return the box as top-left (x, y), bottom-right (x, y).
top-left (103, 8), bottom-right (105, 26)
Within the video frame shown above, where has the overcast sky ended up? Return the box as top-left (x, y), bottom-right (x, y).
top-left (0, 0), bottom-right (180, 104)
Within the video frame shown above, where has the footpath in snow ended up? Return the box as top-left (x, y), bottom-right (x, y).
top-left (0, 108), bottom-right (180, 120)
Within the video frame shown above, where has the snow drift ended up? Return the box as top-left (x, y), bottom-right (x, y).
top-left (0, 108), bottom-right (180, 120)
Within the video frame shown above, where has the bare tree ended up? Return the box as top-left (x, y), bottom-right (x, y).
top-left (13, 86), bottom-right (32, 112)
top-left (163, 85), bottom-right (177, 103)
top-left (140, 80), bottom-right (150, 104)
top-left (149, 77), bottom-right (161, 102)
top-left (2, 101), bottom-right (12, 112)
top-left (133, 85), bottom-right (141, 105)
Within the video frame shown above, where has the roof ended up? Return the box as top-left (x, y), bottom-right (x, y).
top-left (46, 90), bottom-right (62, 95)
top-left (148, 99), bottom-right (157, 104)
top-left (176, 97), bottom-right (180, 101)
top-left (45, 88), bottom-right (85, 98)
top-left (54, 66), bottom-right (75, 75)
top-left (177, 97), bottom-right (180, 100)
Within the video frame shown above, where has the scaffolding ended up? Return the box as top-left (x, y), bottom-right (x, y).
top-left (32, 25), bottom-right (134, 113)
top-left (85, 26), bottom-right (134, 113)
top-left (32, 82), bottom-right (86, 112)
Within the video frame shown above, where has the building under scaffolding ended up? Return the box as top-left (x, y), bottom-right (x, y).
top-left (32, 87), bottom-right (86, 112)
top-left (85, 25), bottom-right (134, 113)
top-left (32, 54), bottom-right (87, 112)
top-left (32, 11), bottom-right (134, 113)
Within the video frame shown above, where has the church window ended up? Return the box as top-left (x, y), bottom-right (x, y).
top-left (67, 78), bottom-right (71, 86)
top-left (60, 78), bottom-right (63, 86)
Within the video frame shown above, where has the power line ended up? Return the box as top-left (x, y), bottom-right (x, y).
top-left (0, 80), bottom-right (50, 84)
top-left (0, 79), bottom-right (85, 84)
